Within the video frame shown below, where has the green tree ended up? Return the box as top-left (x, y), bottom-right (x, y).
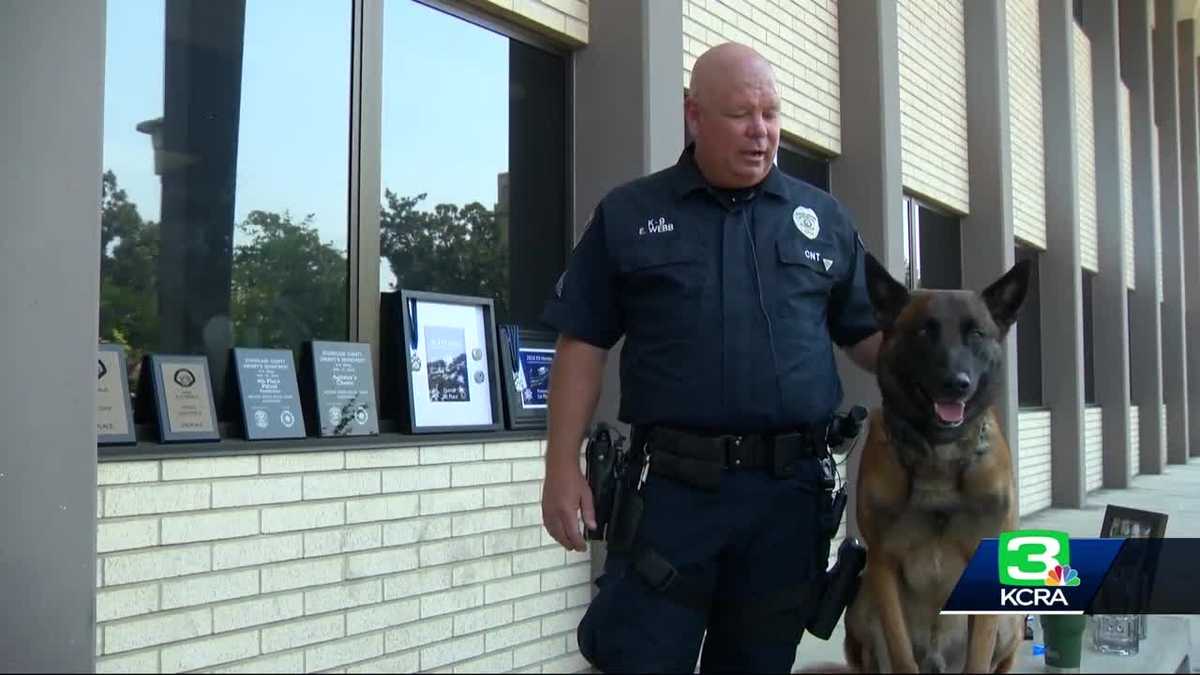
top-left (100, 170), bottom-right (160, 363)
top-left (379, 190), bottom-right (509, 317)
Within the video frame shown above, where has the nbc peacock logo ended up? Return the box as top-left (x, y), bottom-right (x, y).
top-left (1045, 564), bottom-right (1081, 587)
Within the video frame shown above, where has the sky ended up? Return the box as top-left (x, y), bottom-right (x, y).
top-left (102, 0), bottom-right (510, 274)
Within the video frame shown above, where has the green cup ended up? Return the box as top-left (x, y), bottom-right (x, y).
top-left (1040, 614), bottom-right (1088, 670)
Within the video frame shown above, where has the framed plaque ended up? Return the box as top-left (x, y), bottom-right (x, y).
top-left (138, 354), bottom-right (220, 443)
top-left (301, 341), bottom-right (380, 437)
top-left (232, 348), bottom-right (307, 440)
top-left (381, 290), bottom-right (502, 434)
top-left (497, 325), bottom-right (556, 430)
top-left (97, 344), bottom-right (136, 445)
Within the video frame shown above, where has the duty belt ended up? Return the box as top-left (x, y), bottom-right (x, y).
top-left (637, 425), bottom-right (827, 489)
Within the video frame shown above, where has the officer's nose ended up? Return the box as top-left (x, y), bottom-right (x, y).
top-left (944, 372), bottom-right (972, 397)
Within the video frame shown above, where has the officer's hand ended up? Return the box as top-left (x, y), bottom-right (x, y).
top-left (541, 460), bottom-right (596, 552)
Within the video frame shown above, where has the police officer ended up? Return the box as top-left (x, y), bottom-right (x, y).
top-left (539, 43), bottom-right (881, 673)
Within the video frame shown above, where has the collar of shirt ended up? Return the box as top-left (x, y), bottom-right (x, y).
top-left (670, 143), bottom-right (790, 203)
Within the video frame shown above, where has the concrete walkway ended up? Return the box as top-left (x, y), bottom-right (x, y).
top-left (791, 458), bottom-right (1200, 672)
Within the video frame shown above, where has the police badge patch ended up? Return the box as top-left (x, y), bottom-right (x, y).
top-left (793, 206), bottom-right (820, 239)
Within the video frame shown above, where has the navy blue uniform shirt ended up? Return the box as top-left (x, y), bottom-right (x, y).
top-left (541, 146), bottom-right (877, 434)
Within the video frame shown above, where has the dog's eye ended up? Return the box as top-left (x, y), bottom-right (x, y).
top-left (968, 328), bottom-right (987, 340)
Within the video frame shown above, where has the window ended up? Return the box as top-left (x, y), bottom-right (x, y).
top-left (1073, 0), bottom-right (1084, 25)
top-left (777, 144), bottom-right (830, 192)
top-left (1128, 290), bottom-right (1135, 393)
top-left (902, 196), bottom-right (962, 290)
top-left (1016, 245), bottom-right (1044, 407)
top-left (1083, 271), bottom-right (1096, 405)
top-left (378, 0), bottom-right (568, 329)
top-left (100, 0), bottom-right (353, 421)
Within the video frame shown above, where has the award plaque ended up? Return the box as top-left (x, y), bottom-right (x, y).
top-left (232, 348), bottom-right (307, 440)
top-left (140, 354), bottom-right (220, 443)
top-left (97, 344), bottom-right (136, 445)
top-left (497, 326), bottom-right (556, 430)
top-left (380, 290), bottom-right (503, 434)
top-left (302, 341), bottom-right (380, 437)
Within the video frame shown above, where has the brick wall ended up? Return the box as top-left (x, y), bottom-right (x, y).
top-left (1008, 0), bottom-right (1047, 249)
top-left (897, 0), bottom-right (969, 214)
top-left (94, 442), bottom-right (590, 674)
top-left (1155, 124), bottom-right (1164, 302)
top-left (1074, 25), bottom-right (1099, 273)
top-left (683, 0), bottom-right (841, 155)
top-left (1018, 410), bottom-right (1052, 517)
top-left (1122, 83), bottom-right (1135, 289)
top-left (470, 0), bottom-right (587, 45)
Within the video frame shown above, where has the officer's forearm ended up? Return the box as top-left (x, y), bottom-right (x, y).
top-left (545, 335), bottom-right (608, 471)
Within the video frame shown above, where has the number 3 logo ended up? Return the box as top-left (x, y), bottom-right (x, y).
top-left (998, 530), bottom-right (1071, 586)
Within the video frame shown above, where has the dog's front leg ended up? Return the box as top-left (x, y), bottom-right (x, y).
top-left (964, 614), bottom-right (998, 673)
top-left (866, 554), bottom-right (919, 673)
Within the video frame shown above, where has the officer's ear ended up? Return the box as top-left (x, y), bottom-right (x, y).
top-left (864, 252), bottom-right (909, 330)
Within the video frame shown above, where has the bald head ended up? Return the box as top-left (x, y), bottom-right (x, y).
top-left (685, 43), bottom-right (781, 189)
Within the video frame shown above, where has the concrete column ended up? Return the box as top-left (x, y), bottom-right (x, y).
top-left (1084, 0), bottom-right (1135, 487)
top-left (1120, 0), bottom-right (1167, 474)
top-left (1178, 21), bottom-right (1200, 458)
top-left (0, 0), bottom-right (105, 669)
top-left (832, 0), bottom-right (904, 536)
top-left (1040, 0), bottom-right (1088, 507)
top-left (573, 0), bottom-right (684, 431)
top-left (1154, 0), bottom-right (1190, 465)
top-left (963, 0), bottom-right (1019, 478)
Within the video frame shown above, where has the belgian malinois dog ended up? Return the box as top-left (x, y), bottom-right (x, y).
top-left (842, 254), bottom-right (1032, 673)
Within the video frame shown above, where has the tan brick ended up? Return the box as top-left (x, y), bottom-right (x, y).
top-left (306, 633), bottom-right (385, 672)
top-left (385, 616), bottom-right (452, 652)
top-left (103, 544), bottom-right (210, 586)
top-left (483, 526), bottom-right (543, 555)
top-left (346, 494), bottom-right (420, 524)
top-left (541, 563), bottom-right (590, 591)
top-left (261, 501), bottom-right (344, 533)
top-left (452, 557), bottom-right (512, 587)
top-left (510, 459), bottom-right (545, 482)
top-left (454, 650), bottom-right (514, 674)
top-left (512, 547), bottom-right (565, 574)
top-left (381, 465), bottom-right (451, 492)
top-left (486, 618), bottom-right (542, 652)
top-left (213, 534), bottom-right (304, 570)
top-left (419, 443), bottom-right (484, 464)
top-left (261, 614), bottom-right (345, 654)
top-left (541, 606), bottom-right (587, 636)
top-left (383, 567), bottom-right (453, 601)
top-left (511, 505), bottom-right (542, 528)
top-left (541, 652), bottom-right (590, 674)
top-left (419, 489), bottom-right (484, 515)
top-left (451, 509), bottom-right (512, 537)
top-left (485, 574), bottom-right (542, 604)
top-left (421, 634), bottom-right (485, 671)
top-left (419, 536), bottom-right (484, 567)
top-left (213, 592), bottom-right (304, 633)
top-left (96, 585), bottom-right (159, 623)
top-left (212, 476), bottom-right (302, 508)
top-left (347, 652), bottom-right (420, 673)
top-left (261, 557), bottom-right (344, 593)
top-left (451, 462), bottom-right (511, 487)
top-left (98, 461), bottom-right (159, 485)
top-left (104, 608), bottom-right (211, 654)
top-left (565, 584), bottom-right (592, 608)
top-left (483, 482), bottom-right (541, 507)
top-left (382, 516), bottom-right (453, 546)
top-left (104, 482), bottom-right (209, 517)
top-left (346, 598), bottom-right (420, 635)
top-left (513, 635), bottom-right (566, 668)
top-left (161, 509), bottom-right (259, 544)
top-left (483, 440), bottom-right (541, 460)
top-left (260, 451), bottom-right (344, 474)
top-left (513, 591), bottom-right (565, 621)
top-left (454, 604), bottom-right (513, 636)
top-left (97, 518), bottom-right (159, 553)
top-left (211, 652), bottom-right (305, 674)
top-left (161, 569), bottom-right (259, 609)
top-left (303, 470), bottom-right (381, 500)
top-left (345, 447), bottom-right (420, 469)
top-left (96, 650), bottom-right (159, 674)
top-left (304, 579), bottom-right (382, 615)
top-left (305, 524), bottom-right (383, 557)
top-left (160, 630), bottom-right (259, 672)
top-left (346, 546), bottom-right (419, 579)
top-left (420, 586), bottom-right (484, 619)
top-left (161, 456), bottom-right (258, 481)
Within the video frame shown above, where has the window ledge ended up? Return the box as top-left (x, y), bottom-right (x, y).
top-left (98, 428), bottom-right (546, 462)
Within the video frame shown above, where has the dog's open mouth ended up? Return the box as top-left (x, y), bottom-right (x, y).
top-left (933, 400), bottom-right (966, 428)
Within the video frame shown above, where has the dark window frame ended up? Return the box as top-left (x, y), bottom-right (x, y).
top-left (1083, 270), bottom-right (1097, 405)
top-left (776, 141), bottom-right (831, 192)
top-left (902, 195), bottom-right (962, 291)
top-left (1016, 244), bottom-right (1045, 408)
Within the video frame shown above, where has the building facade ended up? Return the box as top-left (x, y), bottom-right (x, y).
top-left (3, 0), bottom-right (1200, 671)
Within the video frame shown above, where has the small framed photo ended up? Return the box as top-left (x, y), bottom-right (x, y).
top-left (497, 325), bottom-right (556, 430)
top-left (97, 344), bottom-right (137, 445)
top-left (1100, 505), bottom-right (1168, 539)
top-left (384, 290), bottom-right (503, 434)
top-left (136, 354), bottom-right (220, 443)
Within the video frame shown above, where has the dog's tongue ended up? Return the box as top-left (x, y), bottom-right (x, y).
top-left (934, 401), bottom-right (965, 424)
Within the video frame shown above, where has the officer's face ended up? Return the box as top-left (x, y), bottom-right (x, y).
top-left (687, 68), bottom-right (780, 189)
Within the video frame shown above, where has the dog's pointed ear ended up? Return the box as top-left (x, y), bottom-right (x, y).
top-left (864, 252), bottom-right (910, 329)
top-left (982, 259), bottom-right (1033, 333)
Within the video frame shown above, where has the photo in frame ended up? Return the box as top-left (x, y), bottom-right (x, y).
top-left (1100, 505), bottom-right (1168, 539)
top-left (381, 290), bottom-right (502, 433)
top-left (97, 344), bottom-right (137, 445)
top-left (135, 354), bottom-right (220, 443)
top-left (497, 325), bottom-right (556, 430)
